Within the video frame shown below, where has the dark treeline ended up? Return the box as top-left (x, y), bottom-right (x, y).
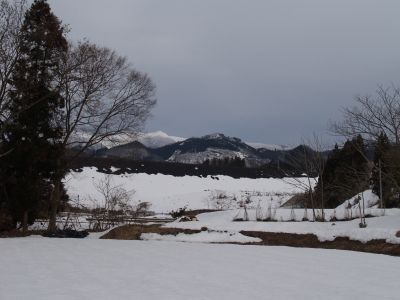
top-left (284, 132), bottom-right (400, 213)
top-left (70, 157), bottom-right (289, 180)
top-left (203, 156), bottom-right (245, 167)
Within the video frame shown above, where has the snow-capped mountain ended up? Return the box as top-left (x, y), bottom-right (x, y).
top-left (245, 142), bottom-right (291, 151)
top-left (71, 131), bottom-right (293, 167)
top-left (137, 131), bottom-right (186, 148)
top-left (96, 141), bottom-right (164, 161)
top-left (136, 131), bottom-right (289, 151)
top-left (149, 133), bottom-right (272, 167)
top-left (68, 130), bottom-right (289, 151)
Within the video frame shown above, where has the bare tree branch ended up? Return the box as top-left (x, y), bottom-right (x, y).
top-left (48, 40), bottom-right (157, 231)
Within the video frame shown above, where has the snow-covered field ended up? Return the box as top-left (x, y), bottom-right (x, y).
top-left (1, 237), bottom-right (400, 300)
top-left (62, 167), bottom-right (400, 245)
top-left (64, 167), bottom-right (307, 213)
top-left (3, 167), bottom-right (400, 299)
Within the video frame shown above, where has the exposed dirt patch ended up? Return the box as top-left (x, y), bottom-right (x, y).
top-left (0, 230), bottom-right (46, 238)
top-left (240, 231), bottom-right (400, 256)
top-left (100, 225), bottom-right (400, 256)
top-left (100, 224), bottom-right (201, 240)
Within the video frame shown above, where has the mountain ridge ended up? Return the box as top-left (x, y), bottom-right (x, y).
top-left (138, 131), bottom-right (290, 151)
top-left (96, 132), bottom-right (295, 167)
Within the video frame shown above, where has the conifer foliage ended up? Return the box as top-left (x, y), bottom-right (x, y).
top-left (315, 135), bottom-right (369, 208)
top-left (203, 156), bottom-right (245, 167)
top-left (0, 0), bottom-right (157, 232)
top-left (370, 132), bottom-right (400, 208)
top-left (1, 0), bottom-right (67, 231)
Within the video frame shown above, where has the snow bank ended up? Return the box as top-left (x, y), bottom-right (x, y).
top-left (141, 230), bottom-right (262, 243)
top-left (336, 189), bottom-right (380, 209)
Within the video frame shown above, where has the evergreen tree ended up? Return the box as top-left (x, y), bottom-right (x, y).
top-left (3, 0), bottom-right (67, 230)
top-left (316, 136), bottom-right (369, 208)
top-left (224, 157), bottom-right (229, 166)
top-left (331, 136), bottom-right (368, 206)
top-left (315, 143), bottom-right (341, 208)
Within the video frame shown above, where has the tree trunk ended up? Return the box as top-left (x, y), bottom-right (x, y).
top-left (23, 210), bottom-right (28, 233)
top-left (320, 179), bottom-right (324, 220)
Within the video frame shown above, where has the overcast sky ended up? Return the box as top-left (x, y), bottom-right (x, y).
top-left (43, 0), bottom-right (400, 146)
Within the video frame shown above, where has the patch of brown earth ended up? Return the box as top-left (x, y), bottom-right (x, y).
top-left (240, 231), bottom-right (400, 256)
top-left (100, 224), bottom-right (201, 240)
top-left (0, 229), bottom-right (46, 238)
top-left (100, 225), bottom-right (400, 256)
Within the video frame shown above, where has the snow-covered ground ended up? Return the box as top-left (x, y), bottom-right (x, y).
top-left (4, 167), bottom-right (400, 299)
top-left (64, 167), bottom-right (306, 213)
top-left (163, 210), bottom-right (400, 244)
top-left (59, 167), bottom-right (400, 245)
top-left (1, 237), bottom-right (400, 300)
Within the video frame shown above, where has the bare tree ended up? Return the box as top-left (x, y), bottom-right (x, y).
top-left (201, 189), bottom-right (235, 210)
top-left (47, 40), bottom-right (156, 232)
top-left (306, 134), bottom-right (331, 220)
top-left (0, 0), bottom-right (27, 153)
top-left (328, 85), bottom-right (400, 204)
top-left (329, 85), bottom-right (400, 144)
top-left (279, 133), bottom-right (330, 221)
top-left (88, 174), bottom-right (151, 230)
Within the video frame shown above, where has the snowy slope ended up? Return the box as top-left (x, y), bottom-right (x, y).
top-left (138, 131), bottom-right (186, 148)
top-left (245, 142), bottom-right (291, 150)
top-left (150, 133), bottom-right (273, 167)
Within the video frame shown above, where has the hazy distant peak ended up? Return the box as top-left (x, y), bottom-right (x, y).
top-left (245, 142), bottom-right (291, 151)
top-left (147, 131), bottom-right (168, 137)
top-left (138, 131), bottom-right (186, 148)
top-left (202, 133), bottom-right (243, 142)
top-left (139, 131), bottom-right (289, 150)
top-left (202, 133), bottom-right (225, 139)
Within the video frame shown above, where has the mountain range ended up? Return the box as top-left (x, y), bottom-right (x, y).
top-left (137, 131), bottom-right (290, 150)
top-left (96, 131), bottom-right (295, 167)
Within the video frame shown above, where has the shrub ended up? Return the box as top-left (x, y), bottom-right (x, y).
top-left (202, 190), bottom-right (235, 210)
top-left (169, 206), bottom-right (187, 219)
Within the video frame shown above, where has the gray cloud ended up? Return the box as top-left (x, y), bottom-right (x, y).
top-left (45, 0), bottom-right (400, 146)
